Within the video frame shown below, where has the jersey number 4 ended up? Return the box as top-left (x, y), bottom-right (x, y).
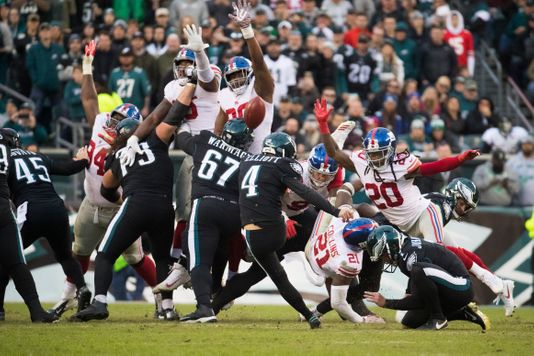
top-left (198, 149), bottom-right (239, 187)
top-left (15, 157), bottom-right (51, 184)
top-left (240, 165), bottom-right (260, 197)
top-left (88, 140), bottom-right (107, 176)
top-left (365, 182), bottom-right (404, 209)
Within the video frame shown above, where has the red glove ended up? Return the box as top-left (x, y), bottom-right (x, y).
top-left (84, 39), bottom-right (96, 57)
top-left (314, 98), bottom-right (333, 135)
top-left (457, 149), bottom-right (480, 163)
top-left (286, 219), bottom-right (298, 239)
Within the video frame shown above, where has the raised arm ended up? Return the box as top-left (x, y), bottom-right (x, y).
top-left (155, 82), bottom-right (197, 144)
top-left (405, 149), bottom-right (480, 179)
top-left (81, 40), bottom-right (100, 126)
top-left (214, 107), bottom-right (229, 136)
top-left (229, 0), bottom-right (274, 103)
top-left (314, 98), bottom-right (356, 172)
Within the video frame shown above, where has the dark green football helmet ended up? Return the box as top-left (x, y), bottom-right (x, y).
top-left (366, 225), bottom-right (404, 272)
top-left (0, 128), bottom-right (21, 148)
top-left (262, 132), bottom-right (297, 158)
top-left (445, 178), bottom-right (479, 219)
top-left (115, 118), bottom-right (139, 137)
top-left (222, 119), bottom-right (254, 150)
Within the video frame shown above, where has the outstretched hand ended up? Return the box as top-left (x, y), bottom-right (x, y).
top-left (84, 39), bottom-right (96, 57)
top-left (83, 40), bottom-right (96, 74)
top-left (228, 0), bottom-right (252, 29)
top-left (364, 291), bottom-right (386, 307)
top-left (458, 149), bottom-right (480, 163)
top-left (314, 98), bottom-right (333, 124)
top-left (181, 24), bottom-right (209, 52)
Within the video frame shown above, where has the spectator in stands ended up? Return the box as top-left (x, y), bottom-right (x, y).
top-left (376, 40), bottom-right (404, 86)
top-left (435, 75), bottom-right (451, 106)
top-left (321, 0), bottom-right (353, 28)
top-left (444, 11), bottom-right (475, 77)
top-left (273, 0), bottom-right (291, 25)
top-left (282, 30), bottom-right (306, 78)
top-left (383, 15), bottom-right (396, 40)
top-left (156, 33), bottom-right (180, 79)
top-left (209, 0), bottom-right (233, 28)
top-left (473, 149), bottom-right (519, 206)
top-left (429, 117), bottom-right (460, 153)
top-left (371, 0), bottom-right (404, 27)
top-left (393, 21), bottom-right (418, 80)
top-left (344, 11), bottom-right (370, 48)
top-left (109, 47), bottom-right (151, 117)
top-left (147, 25), bottom-right (168, 58)
top-left (111, 19), bottom-right (129, 53)
top-left (277, 21), bottom-right (292, 42)
top-left (0, 8), bottom-right (13, 85)
top-left (296, 72), bottom-right (320, 112)
top-left (401, 91), bottom-right (426, 123)
top-left (403, 118), bottom-right (433, 158)
top-left (113, 0), bottom-right (144, 23)
top-left (170, 0), bottom-right (209, 29)
top-left (344, 34), bottom-right (376, 103)
top-left (7, 7), bottom-right (23, 39)
top-left (10, 13), bottom-right (39, 96)
top-left (507, 134), bottom-right (534, 206)
top-left (311, 12), bottom-right (334, 41)
top-left (369, 25), bottom-right (384, 58)
top-left (131, 31), bottom-right (159, 100)
top-left (419, 25), bottom-right (457, 85)
top-left (322, 85), bottom-right (343, 109)
top-left (49, 21), bottom-right (63, 46)
top-left (290, 97), bottom-right (308, 123)
top-left (441, 96), bottom-right (465, 135)
top-left (0, 99), bottom-right (17, 127)
top-left (93, 31), bottom-right (118, 83)
top-left (3, 102), bottom-right (47, 151)
top-left (301, 0), bottom-right (320, 28)
top-left (458, 79), bottom-right (479, 117)
top-left (264, 38), bottom-right (297, 106)
top-left (465, 97), bottom-right (499, 135)
top-left (63, 65), bottom-right (84, 121)
top-left (301, 115), bottom-right (320, 150)
top-left (272, 96), bottom-right (292, 132)
top-left (408, 10), bottom-right (428, 45)
top-left (481, 117), bottom-right (529, 154)
top-left (367, 77), bottom-right (401, 114)
top-left (154, 8), bottom-right (173, 35)
top-left (282, 117), bottom-right (306, 154)
top-left (82, 23), bottom-right (95, 43)
top-left (102, 8), bottom-right (116, 33)
top-left (96, 78), bottom-right (123, 113)
top-left (317, 42), bottom-right (338, 91)
top-left (346, 95), bottom-right (369, 135)
top-left (26, 22), bottom-right (64, 132)
top-left (58, 34), bottom-right (83, 82)
top-left (374, 94), bottom-right (406, 136)
top-left (420, 86), bottom-right (441, 117)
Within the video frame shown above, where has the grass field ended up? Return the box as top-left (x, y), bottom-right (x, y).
top-left (1, 303), bottom-right (534, 355)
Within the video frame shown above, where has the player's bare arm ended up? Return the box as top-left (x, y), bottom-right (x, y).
top-left (155, 83), bottom-right (196, 144)
top-left (230, 0), bottom-right (274, 103)
top-left (214, 107), bottom-right (228, 136)
top-left (334, 182), bottom-right (355, 208)
top-left (100, 170), bottom-right (121, 204)
top-left (404, 149), bottom-right (480, 179)
top-left (181, 24), bottom-right (220, 92)
top-left (314, 98), bottom-right (356, 171)
top-left (81, 40), bottom-right (99, 127)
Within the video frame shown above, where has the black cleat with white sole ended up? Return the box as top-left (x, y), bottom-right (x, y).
top-left (308, 315), bottom-right (321, 329)
top-left (76, 286), bottom-right (92, 313)
top-left (180, 305), bottom-right (217, 323)
top-left (463, 302), bottom-right (491, 331)
top-left (70, 299), bottom-right (109, 322)
top-left (417, 318), bottom-right (448, 330)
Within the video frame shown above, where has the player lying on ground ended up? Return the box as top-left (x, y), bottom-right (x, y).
top-left (0, 129), bottom-right (91, 317)
top-left (0, 131), bottom-right (57, 323)
top-left (365, 226), bottom-right (491, 331)
top-left (315, 98), bottom-right (515, 316)
top-left (121, 25), bottom-right (222, 294)
top-left (53, 40), bottom-right (158, 317)
top-left (72, 77), bottom-right (196, 322)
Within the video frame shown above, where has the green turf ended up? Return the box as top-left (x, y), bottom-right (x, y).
top-left (1, 303), bottom-right (533, 355)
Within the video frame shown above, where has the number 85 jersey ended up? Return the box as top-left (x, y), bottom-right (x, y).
top-left (305, 217), bottom-right (362, 279)
top-left (350, 150), bottom-right (430, 230)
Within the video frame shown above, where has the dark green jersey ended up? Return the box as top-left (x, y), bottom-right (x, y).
top-left (108, 66), bottom-right (151, 109)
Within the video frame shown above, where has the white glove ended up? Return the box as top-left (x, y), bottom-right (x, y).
top-left (181, 24), bottom-right (209, 52)
top-left (120, 135), bottom-right (142, 167)
top-left (83, 40), bottom-right (96, 75)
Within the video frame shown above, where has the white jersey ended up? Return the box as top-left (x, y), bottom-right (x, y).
top-left (218, 77), bottom-right (274, 154)
top-left (481, 127), bottom-right (529, 154)
top-left (263, 54), bottom-right (297, 106)
top-left (85, 113), bottom-right (120, 208)
top-left (164, 65), bottom-right (221, 135)
top-left (282, 161), bottom-right (345, 217)
top-left (350, 150), bottom-right (430, 230)
top-left (306, 217), bottom-right (363, 279)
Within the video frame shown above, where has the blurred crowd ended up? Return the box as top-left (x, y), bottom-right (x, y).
top-left (0, 0), bottom-right (533, 206)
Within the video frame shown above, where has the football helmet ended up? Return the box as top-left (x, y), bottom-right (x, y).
top-left (262, 132), bottom-right (297, 158)
top-left (115, 118), bottom-right (140, 138)
top-left (222, 119), bottom-right (254, 150)
top-left (342, 218), bottom-right (379, 251)
top-left (363, 127), bottom-right (397, 170)
top-left (366, 225), bottom-right (404, 272)
top-left (224, 56), bottom-right (253, 96)
top-left (106, 103), bottom-right (141, 138)
top-left (173, 48), bottom-right (196, 86)
top-left (445, 178), bottom-right (479, 219)
top-left (0, 128), bottom-right (21, 148)
top-left (308, 144), bottom-right (338, 188)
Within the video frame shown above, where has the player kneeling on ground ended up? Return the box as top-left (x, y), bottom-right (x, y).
top-left (364, 226), bottom-right (490, 331)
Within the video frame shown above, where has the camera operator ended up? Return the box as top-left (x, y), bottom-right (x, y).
top-left (2, 102), bottom-right (47, 152)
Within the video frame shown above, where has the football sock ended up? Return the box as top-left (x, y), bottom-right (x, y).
top-left (58, 257), bottom-right (86, 289)
top-left (460, 248), bottom-right (489, 270)
top-left (162, 298), bottom-right (173, 310)
top-left (94, 253), bottom-right (114, 297)
top-left (469, 262), bottom-right (503, 294)
top-left (94, 294), bottom-right (107, 304)
top-left (446, 246), bottom-right (473, 269)
top-left (316, 298), bottom-right (333, 315)
top-left (171, 221), bottom-right (187, 259)
top-left (9, 263), bottom-right (46, 316)
top-left (191, 265), bottom-right (212, 306)
top-left (131, 255), bottom-right (157, 287)
top-left (67, 255), bottom-right (90, 283)
top-left (228, 235), bottom-right (244, 274)
top-left (62, 280), bottom-right (77, 300)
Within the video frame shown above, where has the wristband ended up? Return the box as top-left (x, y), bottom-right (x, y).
top-left (241, 25), bottom-right (254, 39)
top-left (82, 62), bottom-right (93, 75)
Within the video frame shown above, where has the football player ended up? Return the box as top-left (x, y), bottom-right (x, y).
top-left (0, 130), bottom-right (57, 323)
top-left (72, 77), bottom-right (197, 322)
top-left (1, 129), bottom-right (91, 317)
top-left (365, 226), bottom-right (490, 331)
top-left (53, 41), bottom-right (157, 317)
top-left (214, 0), bottom-right (275, 155)
top-left (305, 216), bottom-right (382, 323)
top-left (215, 132), bottom-right (353, 329)
top-left (121, 24), bottom-right (221, 288)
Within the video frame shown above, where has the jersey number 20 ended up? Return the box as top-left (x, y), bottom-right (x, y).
top-left (365, 182), bottom-right (404, 209)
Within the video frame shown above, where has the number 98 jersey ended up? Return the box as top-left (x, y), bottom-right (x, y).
top-left (350, 150), bottom-right (430, 230)
top-left (305, 216), bottom-right (363, 279)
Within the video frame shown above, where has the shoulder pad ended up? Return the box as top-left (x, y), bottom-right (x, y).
top-left (286, 160), bottom-right (303, 176)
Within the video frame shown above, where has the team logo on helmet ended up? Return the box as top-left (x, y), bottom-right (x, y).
top-left (224, 56), bottom-right (252, 95)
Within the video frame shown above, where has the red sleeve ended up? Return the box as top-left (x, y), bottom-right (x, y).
top-left (327, 167), bottom-right (345, 191)
top-left (418, 156), bottom-right (462, 176)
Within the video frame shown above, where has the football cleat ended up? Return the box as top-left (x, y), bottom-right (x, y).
top-left (308, 314), bottom-right (321, 329)
top-left (180, 305), bottom-right (217, 323)
top-left (331, 120), bottom-right (356, 149)
top-left (49, 297), bottom-right (77, 318)
top-left (463, 302), bottom-right (491, 332)
top-left (417, 318), bottom-right (448, 330)
top-left (31, 311), bottom-right (59, 323)
top-left (76, 286), bottom-right (92, 313)
top-left (152, 262), bottom-right (191, 293)
top-left (363, 314), bottom-right (386, 324)
top-left (221, 300), bottom-right (234, 311)
top-left (70, 299), bottom-right (109, 322)
top-left (299, 309), bottom-right (322, 322)
top-left (153, 292), bottom-right (163, 319)
top-left (494, 279), bottom-right (516, 317)
top-left (158, 308), bottom-right (179, 321)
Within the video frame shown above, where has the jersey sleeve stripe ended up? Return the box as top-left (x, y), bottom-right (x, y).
top-left (407, 158), bottom-right (421, 174)
top-left (338, 267), bottom-right (358, 277)
top-left (426, 204), bottom-right (444, 243)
